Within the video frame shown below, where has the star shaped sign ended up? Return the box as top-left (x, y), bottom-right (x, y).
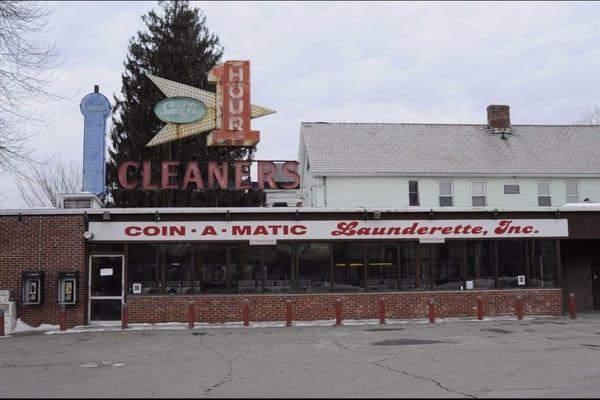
top-left (146, 74), bottom-right (275, 147)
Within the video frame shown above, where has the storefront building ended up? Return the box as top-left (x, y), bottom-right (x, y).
top-left (1, 205), bottom-right (599, 329)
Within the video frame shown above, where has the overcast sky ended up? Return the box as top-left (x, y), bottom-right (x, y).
top-left (1, 1), bottom-right (600, 208)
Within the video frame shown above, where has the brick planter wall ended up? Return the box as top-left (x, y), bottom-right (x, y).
top-left (0, 215), bottom-right (87, 329)
top-left (127, 289), bottom-right (562, 324)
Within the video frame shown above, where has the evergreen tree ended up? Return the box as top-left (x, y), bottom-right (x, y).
top-left (106, 0), bottom-right (264, 207)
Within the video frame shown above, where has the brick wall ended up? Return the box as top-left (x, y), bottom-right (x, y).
top-left (0, 215), bottom-right (86, 329)
top-left (128, 289), bottom-right (563, 324)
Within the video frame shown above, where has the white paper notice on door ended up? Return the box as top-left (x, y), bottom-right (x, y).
top-left (100, 268), bottom-right (113, 277)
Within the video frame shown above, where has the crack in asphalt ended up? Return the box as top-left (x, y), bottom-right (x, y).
top-left (372, 355), bottom-right (478, 399)
top-left (197, 335), bottom-right (250, 395)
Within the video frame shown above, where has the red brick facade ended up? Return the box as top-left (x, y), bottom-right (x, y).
top-left (0, 215), bottom-right (87, 329)
top-left (0, 212), bottom-right (566, 329)
top-left (127, 289), bottom-right (563, 324)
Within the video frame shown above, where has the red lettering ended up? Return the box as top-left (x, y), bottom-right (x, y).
top-left (453, 225), bottom-right (464, 234)
top-left (402, 223), bottom-right (418, 235)
top-left (170, 226), bottom-right (186, 236)
top-left (357, 228), bottom-right (371, 235)
top-left (161, 161), bottom-right (180, 189)
top-left (441, 227), bottom-right (453, 235)
top-left (494, 220), bottom-right (511, 234)
top-left (144, 226), bottom-right (160, 236)
top-left (125, 226), bottom-right (141, 236)
top-left (182, 162), bottom-right (204, 189)
top-left (387, 227), bottom-right (402, 235)
top-left (235, 161), bottom-right (252, 190)
top-left (258, 161), bottom-right (277, 189)
top-left (253, 225), bottom-right (268, 235)
top-left (208, 161), bottom-right (228, 189)
top-left (118, 161), bottom-right (139, 189)
top-left (142, 161), bottom-right (158, 190)
top-left (331, 221), bottom-right (359, 236)
top-left (279, 161), bottom-right (301, 190)
top-left (471, 226), bottom-right (483, 234)
top-left (417, 227), bottom-right (429, 235)
top-left (523, 226), bottom-right (534, 234)
top-left (291, 225), bottom-right (307, 235)
top-left (232, 225), bottom-right (251, 236)
top-left (201, 226), bottom-right (217, 236)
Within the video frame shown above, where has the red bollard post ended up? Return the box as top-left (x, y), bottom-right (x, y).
top-left (121, 302), bottom-right (128, 330)
top-left (188, 302), bottom-right (195, 329)
top-left (378, 298), bottom-right (386, 325)
top-left (243, 299), bottom-right (250, 327)
top-left (428, 299), bottom-right (435, 323)
top-left (568, 293), bottom-right (577, 320)
top-left (59, 305), bottom-right (66, 331)
top-left (0, 310), bottom-right (5, 337)
top-left (477, 297), bottom-right (484, 321)
top-left (285, 300), bottom-right (292, 327)
top-left (335, 299), bottom-right (342, 326)
top-left (516, 297), bottom-right (524, 320)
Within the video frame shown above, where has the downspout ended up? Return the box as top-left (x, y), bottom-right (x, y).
top-left (323, 176), bottom-right (327, 207)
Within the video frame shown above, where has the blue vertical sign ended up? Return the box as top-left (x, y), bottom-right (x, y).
top-left (80, 86), bottom-right (111, 196)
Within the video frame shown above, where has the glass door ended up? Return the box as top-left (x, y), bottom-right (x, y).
top-left (89, 255), bottom-right (124, 323)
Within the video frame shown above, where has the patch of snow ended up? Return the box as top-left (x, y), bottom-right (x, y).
top-left (10, 318), bottom-right (58, 334)
top-left (41, 314), bottom-right (548, 336)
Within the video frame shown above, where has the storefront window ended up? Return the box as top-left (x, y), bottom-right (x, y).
top-left (164, 244), bottom-right (194, 295)
top-left (230, 244), bottom-right (263, 293)
top-left (497, 240), bottom-right (525, 288)
top-left (333, 242), bottom-right (365, 292)
top-left (367, 243), bottom-right (398, 291)
top-left (262, 245), bottom-right (293, 293)
top-left (127, 244), bottom-right (159, 295)
top-left (194, 243), bottom-right (227, 294)
top-left (298, 243), bottom-right (331, 293)
top-left (432, 242), bottom-right (464, 290)
top-left (416, 244), bottom-right (431, 290)
top-left (399, 242), bottom-right (417, 290)
top-left (529, 240), bottom-right (556, 288)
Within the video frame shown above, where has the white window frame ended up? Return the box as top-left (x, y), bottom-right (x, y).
top-left (566, 179), bottom-right (579, 203)
top-left (537, 180), bottom-right (551, 207)
top-left (438, 179), bottom-right (454, 207)
top-left (503, 183), bottom-right (520, 195)
top-left (471, 180), bottom-right (487, 207)
top-left (408, 179), bottom-right (420, 206)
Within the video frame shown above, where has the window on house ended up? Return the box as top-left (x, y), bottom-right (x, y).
top-left (439, 180), bottom-right (454, 206)
top-left (537, 181), bottom-right (551, 206)
top-left (409, 180), bottom-right (420, 206)
top-left (504, 184), bottom-right (520, 194)
top-left (471, 181), bottom-right (487, 206)
top-left (566, 180), bottom-right (579, 203)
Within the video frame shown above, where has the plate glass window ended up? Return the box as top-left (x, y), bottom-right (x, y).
top-left (504, 184), bottom-right (520, 194)
top-left (566, 180), bottom-right (579, 203)
top-left (439, 180), bottom-right (454, 207)
top-left (537, 181), bottom-right (551, 206)
top-left (409, 180), bottom-right (420, 206)
top-left (471, 181), bottom-right (486, 206)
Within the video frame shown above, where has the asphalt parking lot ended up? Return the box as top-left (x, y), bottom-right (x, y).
top-left (1, 315), bottom-right (600, 398)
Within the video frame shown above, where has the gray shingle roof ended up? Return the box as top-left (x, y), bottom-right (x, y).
top-left (300, 122), bottom-right (600, 177)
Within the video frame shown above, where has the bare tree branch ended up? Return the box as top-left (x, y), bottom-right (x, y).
top-left (576, 106), bottom-right (600, 125)
top-left (0, 1), bottom-right (60, 174)
top-left (17, 157), bottom-right (82, 208)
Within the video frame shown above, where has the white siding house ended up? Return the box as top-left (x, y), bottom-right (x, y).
top-left (298, 113), bottom-right (600, 209)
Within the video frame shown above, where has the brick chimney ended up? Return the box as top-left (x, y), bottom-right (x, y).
top-left (487, 105), bottom-right (511, 131)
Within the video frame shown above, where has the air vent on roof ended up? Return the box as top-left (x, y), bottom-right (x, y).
top-left (63, 198), bottom-right (93, 209)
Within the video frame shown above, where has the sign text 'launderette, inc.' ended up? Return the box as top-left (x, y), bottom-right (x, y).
top-left (88, 219), bottom-right (569, 242)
